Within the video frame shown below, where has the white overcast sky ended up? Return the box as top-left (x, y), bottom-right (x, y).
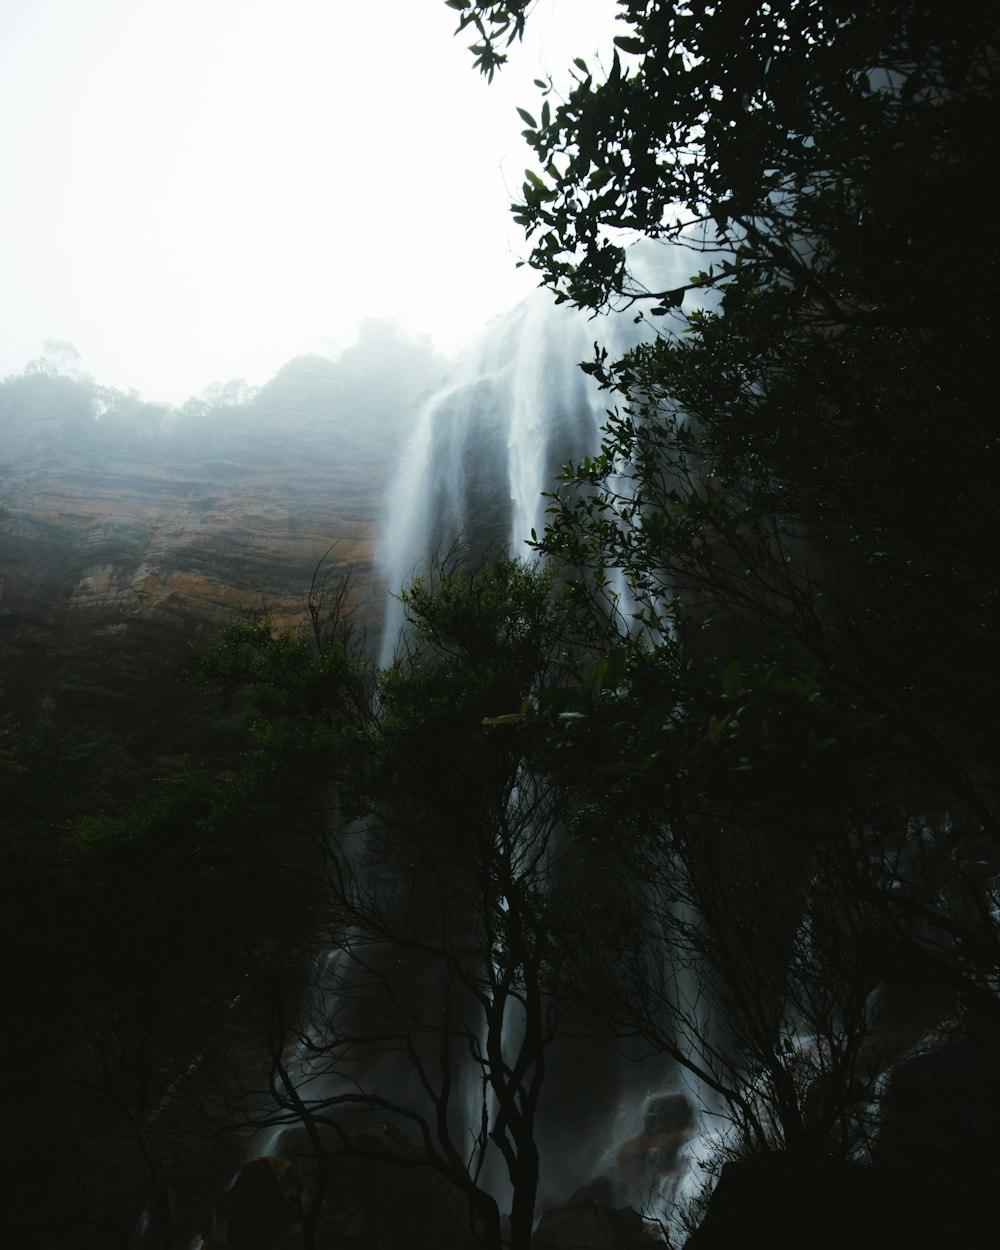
top-left (0, 0), bottom-right (618, 404)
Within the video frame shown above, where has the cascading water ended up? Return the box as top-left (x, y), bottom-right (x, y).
top-left (378, 288), bottom-right (633, 665)
top-left (374, 280), bottom-right (708, 1227)
top-left (177, 262), bottom-right (713, 1250)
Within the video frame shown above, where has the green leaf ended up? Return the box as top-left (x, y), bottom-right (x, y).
top-left (639, 702), bottom-right (671, 739)
top-left (517, 107), bottom-right (538, 128)
top-left (584, 658), bottom-right (608, 690)
top-left (613, 36), bottom-right (645, 55)
top-left (722, 659), bottom-right (744, 700)
top-left (707, 714), bottom-right (730, 746)
top-left (605, 645), bottom-right (628, 688)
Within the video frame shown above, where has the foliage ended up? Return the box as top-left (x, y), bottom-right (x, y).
top-left (179, 563), bottom-right (373, 849)
top-left (366, 556), bottom-right (566, 809)
top-left (7, 5), bottom-right (998, 1240)
top-left (352, 557), bottom-right (578, 1248)
top-left (446, 0), bottom-right (1000, 1229)
top-left (183, 557), bottom-right (596, 1249)
top-left (460, 2), bottom-right (994, 314)
top-left (454, 0), bottom-right (1000, 840)
top-left (445, 0), bottom-right (532, 79)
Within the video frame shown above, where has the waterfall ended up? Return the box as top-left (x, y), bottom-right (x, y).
top-left (378, 288), bottom-right (624, 663)
top-left (372, 277), bottom-right (705, 1227)
top-left (376, 234), bottom-right (706, 662)
top-left (185, 266), bottom-right (706, 1248)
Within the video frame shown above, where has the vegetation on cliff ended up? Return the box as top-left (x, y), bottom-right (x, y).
top-left (184, 2), bottom-right (998, 1244)
top-left (2, 3), bottom-right (998, 1247)
top-left (0, 330), bottom-right (443, 1248)
top-left (458, 0), bottom-right (1000, 1242)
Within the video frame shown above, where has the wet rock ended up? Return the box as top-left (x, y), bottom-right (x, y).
top-left (203, 1156), bottom-right (301, 1250)
top-left (644, 1093), bottom-right (695, 1136)
top-left (356, 1121), bottom-right (419, 1160)
top-left (682, 1152), bottom-right (933, 1250)
top-left (532, 1202), bottom-right (647, 1250)
top-left (615, 1091), bottom-right (694, 1189)
top-left (561, 1175), bottom-right (616, 1208)
top-left (330, 1126), bottom-right (483, 1250)
top-left (535, 1170), bottom-right (651, 1250)
top-left (873, 1023), bottom-right (1000, 1247)
top-left (202, 1123), bottom-right (490, 1250)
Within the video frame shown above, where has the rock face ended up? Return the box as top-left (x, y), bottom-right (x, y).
top-left (203, 1126), bottom-right (658, 1250)
top-left (615, 1091), bottom-right (694, 1191)
top-left (682, 1152), bottom-right (933, 1250)
top-left (0, 340), bottom-right (448, 1250)
top-left (204, 1157), bottom-right (300, 1250)
top-left (0, 340), bottom-right (445, 733)
top-left (0, 347), bottom-right (435, 625)
top-left (872, 1019), bottom-right (1000, 1248)
top-left (532, 1200), bottom-right (648, 1250)
top-left (202, 1125), bottom-right (488, 1250)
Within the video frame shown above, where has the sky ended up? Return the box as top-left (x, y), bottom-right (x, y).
top-left (0, 0), bottom-right (619, 405)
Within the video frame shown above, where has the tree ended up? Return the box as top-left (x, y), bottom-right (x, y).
top-left (192, 555), bottom-right (598, 1250)
top-left (457, 2), bottom-right (993, 314)
top-left (344, 556), bottom-right (583, 1248)
top-left (200, 377), bottom-right (259, 408)
top-left (509, 1), bottom-right (1000, 840)
top-left (449, 0), bottom-right (1000, 1237)
top-left (450, 0), bottom-right (1000, 905)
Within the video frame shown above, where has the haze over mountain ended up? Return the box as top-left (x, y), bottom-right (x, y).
top-left (0, 0), bottom-right (619, 404)
top-left (0, 322), bottom-right (445, 702)
top-left (3, 5), bottom-right (997, 1249)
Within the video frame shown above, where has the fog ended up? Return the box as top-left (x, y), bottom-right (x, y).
top-left (0, 0), bottom-right (618, 406)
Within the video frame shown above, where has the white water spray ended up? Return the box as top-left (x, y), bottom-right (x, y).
top-left (377, 289), bottom-right (617, 663)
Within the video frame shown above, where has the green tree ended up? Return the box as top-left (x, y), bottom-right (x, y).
top-left (193, 556), bottom-right (596, 1250)
top-left (457, 2), bottom-right (992, 313)
top-left (450, 1), bottom-right (1000, 1237)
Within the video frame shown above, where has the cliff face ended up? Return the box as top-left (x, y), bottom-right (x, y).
top-left (0, 335), bottom-right (446, 734)
top-left (0, 339), bottom-right (454, 1250)
top-left (0, 428), bottom-right (387, 631)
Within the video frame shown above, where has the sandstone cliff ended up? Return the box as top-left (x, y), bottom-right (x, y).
top-left (0, 333), bottom-right (447, 1248)
top-left (0, 332), bottom-right (446, 733)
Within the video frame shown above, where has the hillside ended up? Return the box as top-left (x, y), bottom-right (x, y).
top-left (0, 327), bottom-right (446, 1248)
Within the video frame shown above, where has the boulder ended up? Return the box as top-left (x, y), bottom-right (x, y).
top-left (682, 1152), bottom-right (933, 1250)
top-left (615, 1091), bottom-right (694, 1189)
top-left (561, 1175), bottom-right (617, 1209)
top-left (873, 1024), bottom-right (1000, 1247)
top-left (202, 1156), bottom-right (301, 1250)
top-left (200, 1123), bottom-right (490, 1250)
top-left (533, 1166), bottom-right (651, 1250)
top-left (532, 1202), bottom-right (647, 1250)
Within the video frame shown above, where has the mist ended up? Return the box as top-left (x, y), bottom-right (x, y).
top-left (0, 0), bottom-right (619, 406)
